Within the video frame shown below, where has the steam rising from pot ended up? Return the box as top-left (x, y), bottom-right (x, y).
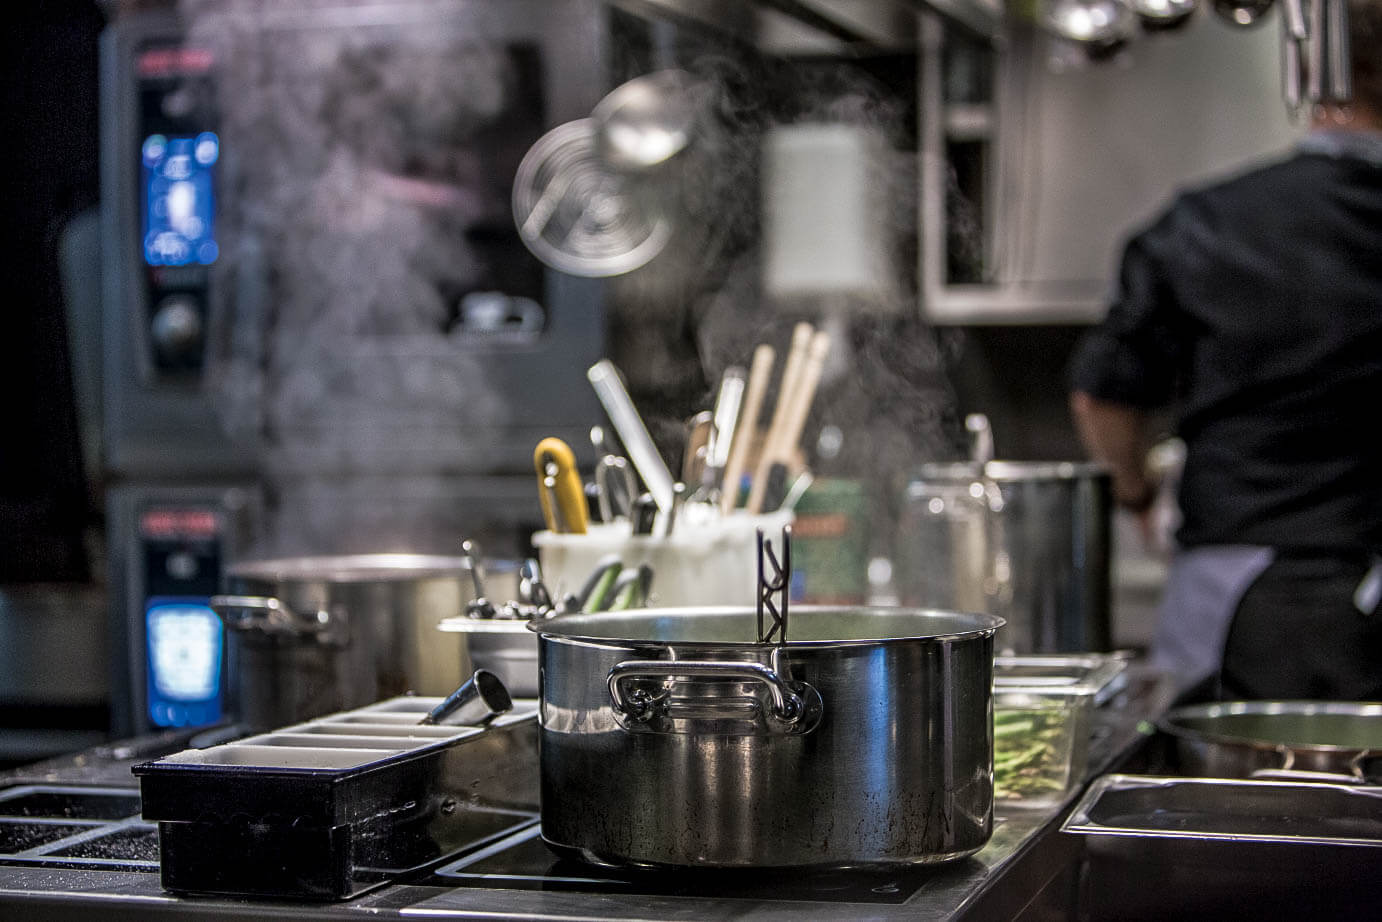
top-left (179, 0), bottom-right (968, 555)
top-left (180, 0), bottom-right (584, 554)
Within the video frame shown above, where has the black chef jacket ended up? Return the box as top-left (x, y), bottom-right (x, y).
top-left (1071, 133), bottom-right (1382, 552)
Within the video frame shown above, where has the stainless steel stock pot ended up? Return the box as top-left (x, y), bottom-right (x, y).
top-left (896, 461), bottom-right (1112, 654)
top-left (529, 606), bottom-right (1004, 869)
top-left (210, 554), bottom-right (475, 730)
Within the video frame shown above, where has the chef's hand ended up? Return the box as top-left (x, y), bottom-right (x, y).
top-left (1069, 391), bottom-right (1166, 551)
top-left (1123, 482), bottom-right (1162, 551)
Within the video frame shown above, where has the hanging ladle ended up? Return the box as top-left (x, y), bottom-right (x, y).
top-left (1211, 0), bottom-right (1275, 26)
top-left (1130, 0), bottom-right (1198, 30)
top-left (1040, 0), bottom-right (1137, 45)
top-left (591, 69), bottom-right (699, 172)
top-left (510, 70), bottom-right (702, 277)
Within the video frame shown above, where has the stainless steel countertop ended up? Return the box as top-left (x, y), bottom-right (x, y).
top-left (0, 667), bottom-right (1174, 922)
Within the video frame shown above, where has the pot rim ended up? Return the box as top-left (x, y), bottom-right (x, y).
top-left (912, 460), bottom-right (1109, 483)
top-left (226, 553), bottom-right (474, 583)
top-left (526, 605), bottom-right (1004, 646)
top-left (1157, 700), bottom-right (1382, 754)
top-left (439, 616), bottom-right (537, 634)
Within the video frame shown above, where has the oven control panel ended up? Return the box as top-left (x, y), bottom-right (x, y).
top-left (134, 44), bottom-right (218, 378)
top-left (137, 506), bottom-right (227, 729)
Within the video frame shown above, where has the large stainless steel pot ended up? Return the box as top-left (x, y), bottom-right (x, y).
top-left (1159, 700), bottom-right (1382, 780)
top-left (210, 554), bottom-right (477, 730)
top-left (530, 605), bottom-right (1004, 869)
top-left (895, 461), bottom-right (1112, 654)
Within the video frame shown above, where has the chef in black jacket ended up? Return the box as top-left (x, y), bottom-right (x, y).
top-left (1069, 0), bottom-right (1382, 701)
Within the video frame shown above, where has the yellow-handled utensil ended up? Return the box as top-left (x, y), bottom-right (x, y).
top-left (534, 437), bottom-right (589, 534)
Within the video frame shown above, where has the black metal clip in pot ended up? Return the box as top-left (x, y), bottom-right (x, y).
top-left (756, 525), bottom-right (791, 644)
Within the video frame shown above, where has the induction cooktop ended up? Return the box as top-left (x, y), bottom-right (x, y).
top-left (421, 824), bottom-right (958, 904)
top-left (0, 781), bottom-right (963, 906)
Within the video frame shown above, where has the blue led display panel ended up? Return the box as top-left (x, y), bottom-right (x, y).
top-left (145, 597), bottom-right (223, 728)
top-left (142, 132), bottom-right (219, 267)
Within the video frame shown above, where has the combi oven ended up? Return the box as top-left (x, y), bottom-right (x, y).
top-left (100, 0), bottom-right (608, 736)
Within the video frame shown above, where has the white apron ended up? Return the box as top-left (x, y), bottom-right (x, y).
top-left (1148, 545), bottom-right (1275, 694)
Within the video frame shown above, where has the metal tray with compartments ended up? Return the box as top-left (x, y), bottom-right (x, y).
top-left (133, 696), bottom-right (539, 900)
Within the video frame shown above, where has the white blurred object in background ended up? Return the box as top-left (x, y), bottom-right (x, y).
top-left (761, 123), bottom-right (897, 308)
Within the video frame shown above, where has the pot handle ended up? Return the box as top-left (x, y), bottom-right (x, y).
top-left (1249, 768), bottom-right (1367, 785)
top-left (608, 659), bottom-right (822, 734)
top-left (1250, 746), bottom-right (1381, 785)
top-left (208, 595), bottom-right (304, 635)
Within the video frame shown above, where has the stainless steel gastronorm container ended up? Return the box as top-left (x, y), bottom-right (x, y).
top-left (1063, 774), bottom-right (1382, 922)
top-left (531, 606), bottom-right (1003, 869)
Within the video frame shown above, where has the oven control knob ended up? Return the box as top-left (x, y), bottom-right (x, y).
top-left (151, 296), bottom-right (203, 360)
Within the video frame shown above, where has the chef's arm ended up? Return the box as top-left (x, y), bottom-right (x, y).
top-left (1069, 390), bottom-right (1157, 512)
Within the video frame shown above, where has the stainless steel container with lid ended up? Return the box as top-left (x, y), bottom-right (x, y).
top-left (210, 554), bottom-right (480, 730)
top-left (895, 460), bottom-right (1112, 654)
top-left (1063, 773), bottom-right (1382, 921)
top-left (529, 605), bottom-right (1003, 869)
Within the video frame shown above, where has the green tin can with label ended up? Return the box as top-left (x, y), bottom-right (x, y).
top-left (789, 477), bottom-right (869, 605)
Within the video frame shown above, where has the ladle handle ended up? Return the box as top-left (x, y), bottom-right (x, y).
top-left (1326, 0), bottom-right (1352, 102)
top-left (966, 413), bottom-right (995, 465)
top-left (1307, 0), bottom-right (1326, 103)
top-left (1281, 0), bottom-right (1307, 40)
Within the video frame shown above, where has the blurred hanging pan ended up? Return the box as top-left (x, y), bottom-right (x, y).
top-left (513, 70), bottom-right (707, 278)
top-left (512, 119), bottom-right (671, 278)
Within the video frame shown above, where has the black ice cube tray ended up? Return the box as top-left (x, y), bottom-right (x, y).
top-left (133, 696), bottom-right (539, 900)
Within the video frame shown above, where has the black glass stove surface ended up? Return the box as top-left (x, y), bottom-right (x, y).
top-left (426, 825), bottom-right (962, 904)
top-left (0, 784), bottom-right (158, 871)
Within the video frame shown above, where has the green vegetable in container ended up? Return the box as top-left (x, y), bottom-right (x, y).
top-left (993, 706), bottom-right (1075, 801)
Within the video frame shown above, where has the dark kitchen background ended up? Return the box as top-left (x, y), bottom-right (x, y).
top-left (0, 0), bottom-right (1295, 766)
